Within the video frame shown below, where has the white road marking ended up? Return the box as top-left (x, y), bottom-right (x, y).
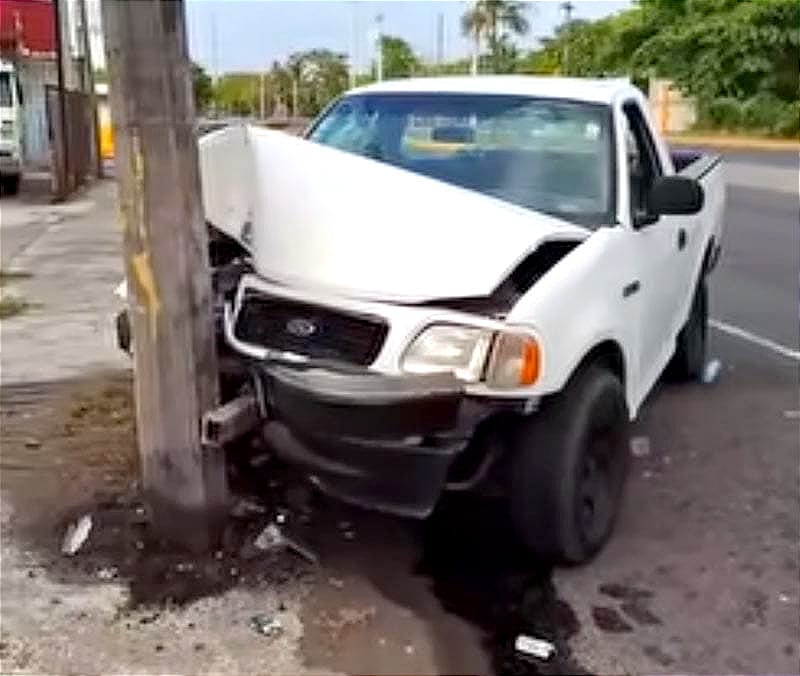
top-left (710, 319), bottom-right (800, 361)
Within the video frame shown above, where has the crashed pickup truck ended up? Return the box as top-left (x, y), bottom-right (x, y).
top-left (119, 76), bottom-right (724, 564)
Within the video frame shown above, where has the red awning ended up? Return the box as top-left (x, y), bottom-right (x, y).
top-left (0, 0), bottom-right (56, 58)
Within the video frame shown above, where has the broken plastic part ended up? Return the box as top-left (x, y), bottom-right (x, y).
top-left (514, 634), bottom-right (556, 660)
top-left (61, 514), bottom-right (93, 555)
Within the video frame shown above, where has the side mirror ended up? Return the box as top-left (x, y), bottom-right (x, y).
top-left (648, 175), bottom-right (704, 216)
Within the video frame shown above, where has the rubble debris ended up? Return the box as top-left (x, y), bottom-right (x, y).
top-left (702, 358), bottom-right (722, 384)
top-left (328, 577), bottom-right (345, 589)
top-left (249, 614), bottom-right (284, 638)
top-left (230, 498), bottom-right (268, 518)
top-left (514, 634), bottom-right (556, 661)
top-left (61, 514), bottom-right (93, 555)
top-left (254, 523), bottom-right (318, 564)
top-left (131, 505), bottom-right (149, 524)
top-left (629, 436), bottom-right (651, 458)
top-left (249, 453), bottom-right (270, 467)
top-left (96, 566), bottom-right (118, 580)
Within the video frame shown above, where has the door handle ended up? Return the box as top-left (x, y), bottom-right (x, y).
top-left (677, 228), bottom-right (687, 251)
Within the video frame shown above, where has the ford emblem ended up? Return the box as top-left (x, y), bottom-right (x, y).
top-left (285, 318), bottom-right (317, 338)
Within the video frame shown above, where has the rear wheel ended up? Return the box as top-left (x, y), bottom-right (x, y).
top-left (669, 277), bottom-right (708, 381)
top-left (510, 365), bottom-right (629, 564)
top-left (1, 174), bottom-right (20, 195)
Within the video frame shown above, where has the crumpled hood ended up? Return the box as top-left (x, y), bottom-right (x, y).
top-left (202, 126), bottom-right (589, 303)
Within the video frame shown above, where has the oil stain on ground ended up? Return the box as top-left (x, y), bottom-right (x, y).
top-left (417, 495), bottom-right (587, 675)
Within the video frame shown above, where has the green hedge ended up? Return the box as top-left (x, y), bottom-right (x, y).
top-left (697, 95), bottom-right (800, 138)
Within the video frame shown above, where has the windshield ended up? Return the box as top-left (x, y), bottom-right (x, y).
top-left (0, 73), bottom-right (12, 107)
top-left (309, 93), bottom-right (614, 226)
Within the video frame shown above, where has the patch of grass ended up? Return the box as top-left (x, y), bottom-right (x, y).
top-left (0, 269), bottom-right (33, 287)
top-left (0, 295), bottom-right (31, 319)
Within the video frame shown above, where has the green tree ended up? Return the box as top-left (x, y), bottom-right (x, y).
top-left (191, 62), bottom-right (214, 113)
top-left (213, 73), bottom-right (259, 116)
top-left (379, 36), bottom-right (421, 79)
top-left (462, 1), bottom-right (530, 74)
top-left (286, 49), bottom-right (349, 117)
top-left (518, 0), bottom-right (799, 136)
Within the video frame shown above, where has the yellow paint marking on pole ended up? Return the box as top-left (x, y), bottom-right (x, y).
top-left (131, 250), bottom-right (161, 339)
top-left (131, 131), bottom-right (148, 244)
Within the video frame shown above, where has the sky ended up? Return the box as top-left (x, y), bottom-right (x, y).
top-left (183, 0), bottom-right (632, 75)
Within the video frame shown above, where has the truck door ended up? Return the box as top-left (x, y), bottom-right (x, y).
top-left (621, 101), bottom-right (684, 390)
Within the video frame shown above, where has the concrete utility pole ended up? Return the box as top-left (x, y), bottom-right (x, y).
top-left (560, 1), bottom-right (575, 76)
top-left (78, 0), bottom-right (102, 178)
top-left (101, 0), bottom-right (226, 551)
top-left (52, 0), bottom-right (69, 198)
top-left (375, 13), bottom-right (383, 81)
top-left (259, 70), bottom-right (266, 120)
top-left (436, 12), bottom-right (444, 65)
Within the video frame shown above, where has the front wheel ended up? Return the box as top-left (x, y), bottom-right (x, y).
top-left (510, 365), bottom-right (629, 565)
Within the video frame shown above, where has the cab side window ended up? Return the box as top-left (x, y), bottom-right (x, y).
top-left (623, 102), bottom-right (662, 225)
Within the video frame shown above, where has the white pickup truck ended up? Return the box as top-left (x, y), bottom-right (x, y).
top-left (120, 76), bottom-right (725, 563)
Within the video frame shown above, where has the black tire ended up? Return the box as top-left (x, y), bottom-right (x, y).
top-left (510, 365), bottom-right (629, 565)
top-left (668, 277), bottom-right (708, 381)
top-left (2, 174), bottom-right (20, 195)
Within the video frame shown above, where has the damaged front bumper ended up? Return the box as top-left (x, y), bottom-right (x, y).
top-left (257, 364), bottom-right (478, 517)
top-left (218, 298), bottom-right (510, 516)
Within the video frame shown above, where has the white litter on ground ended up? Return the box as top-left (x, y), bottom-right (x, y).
top-left (61, 514), bottom-right (93, 555)
top-left (630, 436), bottom-right (651, 458)
top-left (515, 634), bottom-right (556, 660)
top-left (254, 524), bottom-right (318, 564)
top-left (702, 358), bottom-right (722, 384)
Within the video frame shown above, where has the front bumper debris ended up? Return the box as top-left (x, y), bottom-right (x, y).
top-left (259, 365), bottom-right (474, 518)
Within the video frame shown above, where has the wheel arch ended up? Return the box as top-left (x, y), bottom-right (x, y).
top-left (543, 338), bottom-right (630, 416)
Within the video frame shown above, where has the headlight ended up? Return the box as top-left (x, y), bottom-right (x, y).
top-left (402, 324), bottom-right (493, 383)
top-left (485, 332), bottom-right (540, 388)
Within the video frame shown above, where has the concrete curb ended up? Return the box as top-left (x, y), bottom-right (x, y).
top-left (667, 134), bottom-right (800, 152)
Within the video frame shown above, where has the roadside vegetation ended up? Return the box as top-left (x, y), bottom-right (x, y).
top-left (0, 269), bottom-right (34, 319)
top-left (196, 0), bottom-right (798, 139)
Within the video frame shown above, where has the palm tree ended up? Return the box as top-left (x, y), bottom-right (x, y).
top-left (461, 1), bottom-right (531, 75)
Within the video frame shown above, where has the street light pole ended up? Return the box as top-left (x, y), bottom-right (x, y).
top-left (560, 1), bottom-right (575, 76)
top-left (375, 13), bottom-right (383, 81)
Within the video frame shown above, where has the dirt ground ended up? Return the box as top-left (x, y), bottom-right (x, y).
top-left (0, 370), bottom-right (586, 675)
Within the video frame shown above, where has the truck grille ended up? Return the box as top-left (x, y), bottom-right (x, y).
top-left (234, 291), bottom-right (388, 366)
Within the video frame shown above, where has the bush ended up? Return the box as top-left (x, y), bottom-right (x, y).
top-left (697, 95), bottom-right (799, 138)
top-left (698, 97), bottom-right (742, 130)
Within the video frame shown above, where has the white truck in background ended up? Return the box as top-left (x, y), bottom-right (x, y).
top-left (0, 59), bottom-right (23, 195)
top-left (118, 76), bottom-right (725, 564)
